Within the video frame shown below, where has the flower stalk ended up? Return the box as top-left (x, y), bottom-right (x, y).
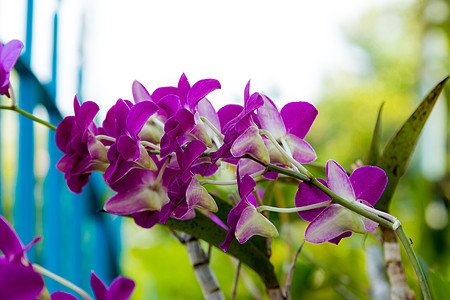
top-left (0, 104), bottom-right (57, 130)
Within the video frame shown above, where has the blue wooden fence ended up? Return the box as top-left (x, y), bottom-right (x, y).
top-left (1, 0), bottom-right (121, 296)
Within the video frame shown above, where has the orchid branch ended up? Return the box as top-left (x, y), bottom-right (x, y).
top-left (32, 264), bottom-right (93, 300)
top-left (0, 104), bottom-right (57, 130)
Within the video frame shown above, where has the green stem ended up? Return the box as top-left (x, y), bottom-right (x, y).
top-left (0, 105), bottom-right (57, 130)
top-left (394, 225), bottom-right (431, 300)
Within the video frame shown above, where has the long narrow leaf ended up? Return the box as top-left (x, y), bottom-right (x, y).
top-left (376, 77), bottom-right (449, 211)
top-left (366, 102), bottom-right (385, 166)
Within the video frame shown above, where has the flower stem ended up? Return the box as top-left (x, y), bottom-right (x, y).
top-left (141, 140), bottom-right (161, 151)
top-left (259, 130), bottom-right (313, 178)
top-left (0, 105), bottom-right (57, 130)
top-left (32, 264), bottom-right (93, 300)
top-left (394, 225), bottom-right (432, 300)
top-left (257, 201), bottom-right (331, 214)
top-left (200, 116), bottom-right (225, 140)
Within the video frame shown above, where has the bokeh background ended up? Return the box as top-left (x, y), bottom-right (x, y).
top-left (0, 0), bottom-right (449, 299)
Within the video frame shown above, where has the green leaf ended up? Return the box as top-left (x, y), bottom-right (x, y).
top-left (366, 102), bottom-right (385, 166)
top-left (165, 211), bottom-right (280, 289)
top-left (375, 77), bottom-right (449, 211)
top-left (428, 269), bottom-right (450, 300)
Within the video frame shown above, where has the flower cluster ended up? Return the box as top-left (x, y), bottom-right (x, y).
top-left (55, 73), bottom-right (388, 249)
top-left (0, 215), bottom-right (135, 299)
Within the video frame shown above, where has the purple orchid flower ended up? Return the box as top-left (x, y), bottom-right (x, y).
top-left (56, 96), bottom-right (109, 193)
top-left (220, 170), bottom-right (278, 252)
top-left (158, 73), bottom-right (221, 157)
top-left (295, 160), bottom-right (387, 244)
top-left (0, 40), bottom-right (23, 97)
top-left (90, 272), bottom-right (135, 300)
top-left (0, 215), bottom-right (45, 299)
top-left (211, 81), bottom-right (266, 164)
top-left (50, 272), bottom-right (135, 300)
top-left (257, 95), bottom-right (317, 165)
top-left (131, 80), bottom-right (167, 144)
top-left (159, 140), bottom-right (218, 223)
top-left (102, 99), bottom-right (159, 185)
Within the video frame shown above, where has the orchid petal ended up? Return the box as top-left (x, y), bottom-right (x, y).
top-left (0, 216), bottom-right (23, 257)
top-left (151, 86), bottom-right (178, 102)
top-left (51, 291), bottom-right (78, 300)
top-left (328, 232), bottom-right (353, 245)
top-left (217, 104), bottom-right (243, 131)
top-left (0, 266), bottom-right (44, 300)
top-left (326, 160), bottom-right (355, 201)
top-left (108, 276), bottom-right (136, 300)
top-left (158, 94), bottom-right (181, 117)
top-left (295, 180), bottom-right (330, 222)
top-left (197, 98), bottom-right (221, 132)
top-left (90, 272), bottom-right (108, 300)
top-left (104, 186), bottom-right (168, 214)
top-left (180, 140), bottom-right (207, 172)
top-left (231, 126), bottom-right (270, 164)
top-left (1, 40), bottom-right (23, 71)
top-left (237, 173), bottom-right (256, 199)
top-left (188, 79), bottom-right (221, 111)
top-left (235, 205), bottom-right (278, 244)
top-left (126, 101), bottom-right (158, 139)
top-left (257, 95), bottom-right (286, 140)
top-left (281, 101), bottom-right (318, 139)
top-left (76, 101), bottom-right (99, 132)
top-left (114, 100), bottom-right (131, 134)
top-left (55, 116), bottom-right (77, 152)
top-left (177, 73), bottom-right (190, 106)
top-left (132, 210), bottom-right (160, 229)
top-left (285, 134), bottom-right (317, 164)
top-left (186, 177), bottom-right (218, 212)
top-left (305, 204), bottom-right (366, 244)
top-left (132, 80), bottom-right (152, 103)
top-left (350, 166), bottom-right (388, 206)
top-left (237, 158), bottom-right (265, 177)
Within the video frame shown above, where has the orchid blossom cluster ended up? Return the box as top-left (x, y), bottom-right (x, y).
top-left (1, 39), bottom-right (397, 299)
top-left (55, 73), bottom-right (388, 251)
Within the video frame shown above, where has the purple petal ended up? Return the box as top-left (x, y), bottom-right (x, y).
top-left (55, 116), bottom-right (78, 152)
top-left (217, 104), bottom-right (243, 131)
top-left (281, 101), bottom-right (318, 139)
top-left (305, 204), bottom-right (366, 244)
top-left (219, 199), bottom-right (248, 252)
top-left (117, 135), bottom-right (138, 161)
top-left (231, 126), bottom-right (269, 164)
top-left (350, 166), bottom-right (388, 206)
top-left (90, 272), bottom-right (108, 300)
top-left (132, 80), bottom-right (152, 103)
top-left (177, 73), bottom-right (190, 106)
top-left (328, 232), bottom-right (353, 245)
top-left (257, 95), bottom-right (286, 140)
top-left (126, 101), bottom-right (158, 139)
top-left (132, 210), bottom-right (160, 229)
top-left (285, 134), bottom-right (317, 164)
top-left (237, 173), bottom-right (256, 199)
top-left (295, 180), bottom-right (330, 222)
top-left (244, 80), bottom-right (250, 102)
top-left (76, 101), bottom-right (99, 132)
top-left (0, 266), bottom-right (44, 300)
top-left (158, 94), bottom-right (181, 117)
top-left (114, 100), bottom-right (132, 134)
top-left (326, 160), bottom-right (355, 201)
top-left (151, 86), bottom-right (178, 102)
top-left (237, 158), bottom-right (265, 177)
top-left (0, 216), bottom-right (23, 257)
top-left (179, 140), bottom-right (207, 172)
top-left (108, 277), bottom-right (136, 300)
top-left (51, 291), bottom-right (78, 300)
top-left (1, 40), bottom-right (23, 71)
top-left (244, 92), bottom-right (264, 114)
top-left (104, 186), bottom-right (168, 214)
top-left (187, 79), bottom-right (221, 111)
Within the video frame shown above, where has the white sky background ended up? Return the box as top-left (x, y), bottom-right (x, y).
top-left (0, 0), bottom-right (391, 118)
